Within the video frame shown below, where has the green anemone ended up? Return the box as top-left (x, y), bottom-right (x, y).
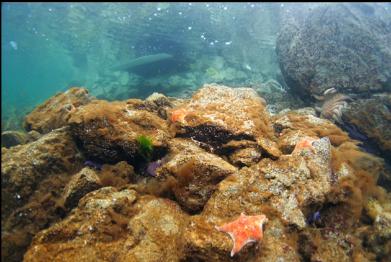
top-left (136, 135), bottom-right (153, 161)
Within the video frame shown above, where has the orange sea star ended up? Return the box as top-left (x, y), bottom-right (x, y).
top-left (291, 137), bottom-right (317, 155)
top-left (170, 108), bottom-right (188, 123)
top-left (215, 213), bottom-right (268, 257)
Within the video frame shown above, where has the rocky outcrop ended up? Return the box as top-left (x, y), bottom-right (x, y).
top-left (1, 127), bottom-right (83, 220)
top-left (68, 99), bottom-right (171, 163)
top-left (182, 136), bottom-right (332, 260)
top-left (225, 140), bottom-right (263, 167)
top-left (184, 215), bottom-right (301, 262)
top-left (170, 84), bottom-right (280, 157)
top-left (273, 110), bottom-right (391, 189)
top-left (1, 130), bottom-right (42, 148)
top-left (252, 79), bottom-right (307, 115)
top-left (361, 197), bottom-right (391, 258)
top-left (184, 138), bottom-right (388, 261)
top-left (1, 127), bottom-right (84, 262)
top-left (157, 138), bottom-right (237, 212)
top-left (2, 84), bottom-right (390, 262)
top-left (24, 87), bottom-right (92, 134)
top-left (181, 108), bottom-right (388, 261)
top-left (1, 131), bottom-right (29, 148)
top-left (276, 3), bottom-right (391, 100)
top-left (62, 167), bottom-right (103, 210)
top-left (97, 161), bottom-right (137, 187)
top-left (23, 187), bottom-right (189, 262)
top-left (140, 92), bottom-right (177, 120)
top-left (202, 136), bottom-right (333, 229)
top-left (341, 94), bottom-right (391, 158)
top-left (276, 4), bottom-right (391, 167)
top-left (272, 111), bottom-right (353, 148)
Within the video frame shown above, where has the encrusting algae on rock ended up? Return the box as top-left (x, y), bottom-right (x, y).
top-left (1, 84), bottom-right (391, 262)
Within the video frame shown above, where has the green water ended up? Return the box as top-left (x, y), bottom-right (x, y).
top-left (2, 3), bottom-right (287, 130)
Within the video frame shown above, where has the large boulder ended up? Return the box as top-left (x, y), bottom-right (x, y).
top-left (24, 87), bottom-right (92, 134)
top-left (68, 99), bottom-right (171, 163)
top-left (24, 187), bottom-right (189, 262)
top-left (276, 3), bottom-right (391, 100)
top-left (182, 136), bottom-right (333, 261)
top-left (157, 138), bottom-right (237, 212)
top-left (1, 130), bottom-right (29, 148)
top-left (202, 136), bottom-right (334, 230)
top-left (184, 215), bottom-right (301, 262)
top-left (97, 161), bottom-right (137, 188)
top-left (1, 130), bottom-right (42, 148)
top-left (169, 84), bottom-right (280, 157)
top-left (1, 127), bottom-right (84, 262)
top-left (273, 109), bottom-right (391, 191)
top-left (183, 131), bottom-right (387, 260)
top-left (224, 140), bottom-right (263, 167)
top-left (276, 4), bottom-right (391, 168)
top-left (272, 111), bottom-right (352, 149)
top-left (62, 167), bottom-right (103, 210)
top-left (341, 94), bottom-right (391, 159)
top-left (1, 127), bottom-right (83, 220)
top-left (2, 83), bottom-right (390, 262)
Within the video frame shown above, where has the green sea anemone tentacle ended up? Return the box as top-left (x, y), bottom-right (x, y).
top-left (136, 135), bottom-right (154, 161)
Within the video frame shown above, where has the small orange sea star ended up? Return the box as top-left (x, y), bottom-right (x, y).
top-left (291, 137), bottom-right (317, 155)
top-left (170, 108), bottom-right (188, 123)
top-left (215, 213), bottom-right (268, 257)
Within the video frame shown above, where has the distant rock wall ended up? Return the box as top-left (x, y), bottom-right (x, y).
top-left (276, 3), bottom-right (391, 100)
top-left (276, 3), bottom-right (391, 159)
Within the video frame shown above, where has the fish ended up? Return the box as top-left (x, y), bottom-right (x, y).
top-left (110, 53), bottom-right (173, 71)
top-left (244, 64), bottom-right (252, 71)
top-left (9, 41), bottom-right (18, 50)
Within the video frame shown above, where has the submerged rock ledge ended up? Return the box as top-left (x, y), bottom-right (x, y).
top-left (2, 84), bottom-right (391, 262)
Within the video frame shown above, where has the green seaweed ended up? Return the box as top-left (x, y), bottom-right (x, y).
top-left (136, 135), bottom-right (153, 161)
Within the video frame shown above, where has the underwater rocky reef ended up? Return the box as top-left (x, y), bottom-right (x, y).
top-left (2, 84), bottom-right (391, 262)
top-left (276, 3), bottom-right (391, 161)
top-left (2, 3), bottom-right (391, 262)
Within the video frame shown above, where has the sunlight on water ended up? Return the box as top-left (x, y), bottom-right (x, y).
top-left (2, 3), bottom-right (286, 127)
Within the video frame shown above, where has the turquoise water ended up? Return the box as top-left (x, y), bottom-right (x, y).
top-left (2, 3), bottom-right (285, 130)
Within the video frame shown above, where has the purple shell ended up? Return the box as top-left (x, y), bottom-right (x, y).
top-left (307, 211), bottom-right (321, 224)
top-left (146, 160), bottom-right (162, 177)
